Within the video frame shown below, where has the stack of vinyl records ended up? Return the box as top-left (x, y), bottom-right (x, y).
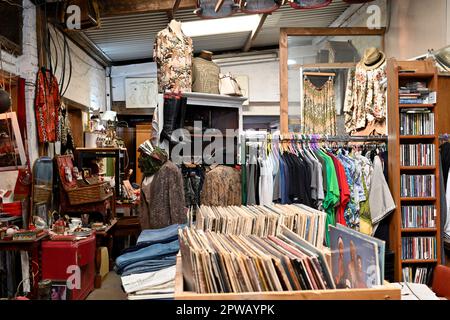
top-left (192, 204), bottom-right (326, 248)
top-left (179, 226), bottom-right (335, 294)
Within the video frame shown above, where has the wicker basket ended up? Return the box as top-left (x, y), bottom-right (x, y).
top-left (34, 185), bottom-right (52, 203)
top-left (65, 181), bottom-right (113, 206)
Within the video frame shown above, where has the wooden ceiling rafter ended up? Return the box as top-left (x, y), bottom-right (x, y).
top-left (243, 13), bottom-right (269, 52)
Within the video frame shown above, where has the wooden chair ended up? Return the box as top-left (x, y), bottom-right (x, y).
top-left (431, 265), bottom-right (450, 300)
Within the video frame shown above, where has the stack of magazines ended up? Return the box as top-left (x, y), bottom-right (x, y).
top-left (179, 226), bottom-right (335, 293)
top-left (192, 204), bottom-right (326, 248)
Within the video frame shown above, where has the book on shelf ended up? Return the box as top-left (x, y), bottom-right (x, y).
top-left (400, 174), bottom-right (436, 198)
top-left (400, 144), bottom-right (435, 166)
top-left (399, 112), bottom-right (435, 136)
top-left (401, 236), bottom-right (437, 260)
top-left (401, 205), bottom-right (436, 229)
top-left (399, 81), bottom-right (436, 105)
top-left (402, 266), bottom-right (433, 284)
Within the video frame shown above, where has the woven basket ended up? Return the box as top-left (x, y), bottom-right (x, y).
top-left (66, 181), bottom-right (113, 206)
top-left (34, 185), bottom-right (52, 203)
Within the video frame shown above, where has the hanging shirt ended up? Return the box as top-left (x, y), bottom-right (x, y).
top-left (259, 157), bottom-right (274, 206)
top-left (369, 156), bottom-right (396, 234)
top-left (153, 25), bottom-right (194, 93)
top-left (35, 68), bottom-right (60, 143)
top-left (329, 154), bottom-right (351, 227)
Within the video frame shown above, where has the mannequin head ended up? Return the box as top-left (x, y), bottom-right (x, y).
top-left (199, 50), bottom-right (213, 61)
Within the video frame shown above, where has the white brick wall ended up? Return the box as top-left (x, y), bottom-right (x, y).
top-left (0, 0), bottom-right (39, 164)
top-left (49, 27), bottom-right (107, 111)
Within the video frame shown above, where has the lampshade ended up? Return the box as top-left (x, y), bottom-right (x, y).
top-left (101, 110), bottom-right (117, 122)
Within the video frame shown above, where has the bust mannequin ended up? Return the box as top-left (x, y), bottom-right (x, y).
top-left (169, 19), bottom-right (184, 40)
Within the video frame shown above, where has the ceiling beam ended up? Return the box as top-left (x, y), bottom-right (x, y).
top-left (98, 0), bottom-right (197, 17)
top-left (243, 14), bottom-right (268, 52)
top-left (167, 0), bottom-right (182, 22)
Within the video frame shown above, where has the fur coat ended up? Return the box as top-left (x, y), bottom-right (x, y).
top-left (139, 161), bottom-right (186, 229)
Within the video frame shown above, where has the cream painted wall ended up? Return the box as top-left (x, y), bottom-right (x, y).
top-left (385, 0), bottom-right (449, 59)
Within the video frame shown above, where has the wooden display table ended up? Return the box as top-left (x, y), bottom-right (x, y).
top-left (174, 255), bottom-right (401, 300)
top-left (0, 234), bottom-right (49, 299)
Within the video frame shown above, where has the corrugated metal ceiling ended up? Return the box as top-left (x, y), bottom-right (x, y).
top-left (84, 0), bottom-right (350, 62)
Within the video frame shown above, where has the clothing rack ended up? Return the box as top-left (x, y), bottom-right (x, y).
top-left (439, 133), bottom-right (449, 142)
top-left (271, 134), bottom-right (388, 143)
top-left (303, 72), bottom-right (336, 77)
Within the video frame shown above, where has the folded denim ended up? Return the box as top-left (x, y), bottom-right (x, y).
top-left (120, 238), bottom-right (179, 255)
top-left (119, 256), bottom-right (177, 276)
top-left (137, 224), bottom-right (185, 245)
top-left (115, 239), bottom-right (179, 272)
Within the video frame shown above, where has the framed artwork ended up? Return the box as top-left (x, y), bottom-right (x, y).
top-left (50, 282), bottom-right (71, 301)
top-left (125, 78), bottom-right (158, 109)
top-left (0, 112), bottom-right (26, 171)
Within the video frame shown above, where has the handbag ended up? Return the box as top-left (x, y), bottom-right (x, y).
top-left (195, 0), bottom-right (238, 19)
top-left (289, 0), bottom-right (332, 9)
top-left (219, 73), bottom-right (243, 96)
top-left (237, 0), bottom-right (283, 14)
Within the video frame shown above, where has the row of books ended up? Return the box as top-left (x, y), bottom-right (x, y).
top-left (401, 205), bottom-right (436, 229)
top-left (193, 204), bottom-right (326, 249)
top-left (401, 236), bottom-right (437, 260)
top-left (399, 112), bottom-right (435, 136)
top-left (399, 82), bottom-right (434, 104)
top-left (402, 266), bottom-right (433, 284)
top-left (400, 144), bottom-right (435, 166)
top-left (400, 174), bottom-right (436, 198)
top-left (179, 226), bottom-right (335, 294)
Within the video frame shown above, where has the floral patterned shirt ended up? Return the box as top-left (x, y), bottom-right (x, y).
top-left (344, 62), bottom-right (387, 134)
top-left (153, 26), bottom-right (194, 93)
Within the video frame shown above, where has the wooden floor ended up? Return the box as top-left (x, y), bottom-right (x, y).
top-left (86, 272), bottom-right (127, 300)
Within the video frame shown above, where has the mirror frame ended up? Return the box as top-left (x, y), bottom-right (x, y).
top-left (279, 27), bottom-right (386, 134)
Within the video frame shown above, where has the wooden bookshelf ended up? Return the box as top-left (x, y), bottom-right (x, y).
top-left (387, 59), bottom-right (441, 282)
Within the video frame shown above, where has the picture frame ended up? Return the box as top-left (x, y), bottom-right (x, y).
top-left (125, 78), bottom-right (158, 109)
top-left (50, 282), bottom-right (72, 301)
top-left (0, 112), bottom-right (26, 172)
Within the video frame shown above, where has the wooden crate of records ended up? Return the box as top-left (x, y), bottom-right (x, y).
top-left (175, 258), bottom-right (399, 300)
top-left (174, 226), bottom-right (401, 301)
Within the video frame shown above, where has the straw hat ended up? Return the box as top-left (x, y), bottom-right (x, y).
top-left (361, 47), bottom-right (386, 70)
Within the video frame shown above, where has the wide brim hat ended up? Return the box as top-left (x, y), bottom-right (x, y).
top-left (435, 47), bottom-right (450, 72)
top-left (361, 47), bottom-right (386, 71)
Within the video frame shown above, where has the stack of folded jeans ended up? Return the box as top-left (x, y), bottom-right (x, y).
top-left (115, 224), bottom-right (183, 276)
top-left (116, 224), bottom-right (183, 300)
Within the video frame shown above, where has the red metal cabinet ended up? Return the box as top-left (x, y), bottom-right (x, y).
top-left (41, 234), bottom-right (96, 300)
